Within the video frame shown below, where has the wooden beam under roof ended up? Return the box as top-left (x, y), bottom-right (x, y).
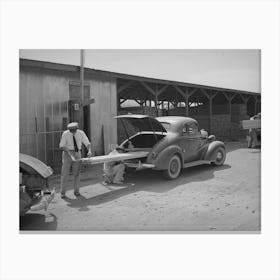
top-left (117, 80), bottom-right (134, 94)
top-left (201, 88), bottom-right (217, 100)
top-left (173, 85), bottom-right (186, 99)
top-left (140, 81), bottom-right (156, 96)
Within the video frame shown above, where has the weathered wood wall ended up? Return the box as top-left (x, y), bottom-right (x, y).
top-left (20, 70), bottom-right (70, 168)
top-left (88, 73), bottom-right (117, 155)
top-left (20, 66), bottom-right (117, 171)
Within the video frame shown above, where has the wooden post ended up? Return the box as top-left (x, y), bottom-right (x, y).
top-left (239, 93), bottom-right (249, 112)
top-left (209, 96), bottom-right (213, 134)
top-left (155, 84), bottom-right (159, 117)
top-left (229, 98), bottom-right (232, 122)
top-left (201, 89), bottom-right (216, 134)
top-left (117, 93), bottom-right (121, 110)
top-left (254, 96), bottom-right (258, 115)
top-left (224, 93), bottom-right (236, 122)
top-left (185, 88), bottom-right (189, 117)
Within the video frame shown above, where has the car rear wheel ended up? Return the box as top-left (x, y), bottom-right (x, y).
top-left (163, 154), bottom-right (181, 179)
top-left (212, 147), bottom-right (226, 166)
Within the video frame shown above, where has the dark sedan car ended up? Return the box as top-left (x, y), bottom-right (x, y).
top-left (116, 115), bottom-right (226, 179)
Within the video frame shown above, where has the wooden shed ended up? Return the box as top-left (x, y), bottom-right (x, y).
top-left (20, 59), bottom-right (117, 172)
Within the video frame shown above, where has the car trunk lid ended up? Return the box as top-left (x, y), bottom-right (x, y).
top-left (115, 114), bottom-right (167, 139)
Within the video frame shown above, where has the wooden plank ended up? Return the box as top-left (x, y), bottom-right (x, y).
top-left (80, 151), bottom-right (149, 165)
top-left (241, 119), bottom-right (261, 129)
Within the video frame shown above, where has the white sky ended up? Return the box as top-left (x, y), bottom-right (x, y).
top-left (19, 49), bottom-right (261, 93)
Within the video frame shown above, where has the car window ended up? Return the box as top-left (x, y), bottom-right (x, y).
top-left (183, 122), bottom-right (199, 135)
top-left (160, 122), bottom-right (171, 131)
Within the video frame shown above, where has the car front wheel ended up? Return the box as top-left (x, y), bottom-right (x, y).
top-left (212, 147), bottom-right (226, 166)
top-left (163, 154), bottom-right (182, 179)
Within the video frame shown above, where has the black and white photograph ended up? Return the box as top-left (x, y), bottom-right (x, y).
top-left (19, 49), bottom-right (261, 231)
top-left (1, 1), bottom-right (280, 280)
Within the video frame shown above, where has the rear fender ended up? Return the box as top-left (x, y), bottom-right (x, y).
top-left (150, 145), bottom-right (183, 170)
top-left (204, 141), bottom-right (225, 161)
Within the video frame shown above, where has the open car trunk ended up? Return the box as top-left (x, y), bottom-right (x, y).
top-left (122, 132), bottom-right (166, 150)
top-left (80, 115), bottom-right (167, 169)
top-left (116, 115), bottom-right (167, 151)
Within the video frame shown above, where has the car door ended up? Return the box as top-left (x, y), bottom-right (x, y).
top-left (181, 122), bottom-right (204, 163)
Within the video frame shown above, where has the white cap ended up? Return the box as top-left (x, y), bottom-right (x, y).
top-left (67, 122), bottom-right (79, 129)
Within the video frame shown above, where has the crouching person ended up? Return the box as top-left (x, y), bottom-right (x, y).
top-left (103, 147), bottom-right (126, 185)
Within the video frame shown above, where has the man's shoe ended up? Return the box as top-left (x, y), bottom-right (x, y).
top-left (61, 193), bottom-right (66, 199)
top-left (74, 191), bottom-right (81, 196)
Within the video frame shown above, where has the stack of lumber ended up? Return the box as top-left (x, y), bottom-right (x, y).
top-left (80, 151), bottom-right (149, 165)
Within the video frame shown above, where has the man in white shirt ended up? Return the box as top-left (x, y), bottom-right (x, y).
top-left (59, 122), bottom-right (92, 198)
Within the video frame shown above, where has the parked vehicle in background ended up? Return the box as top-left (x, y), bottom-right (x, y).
top-left (241, 113), bottom-right (261, 148)
top-left (20, 153), bottom-right (54, 216)
top-left (116, 115), bottom-right (226, 179)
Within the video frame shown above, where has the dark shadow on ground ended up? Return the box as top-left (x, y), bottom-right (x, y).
top-left (63, 164), bottom-right (231, 211)
top-left (20, 213), bottom-right (57, 231)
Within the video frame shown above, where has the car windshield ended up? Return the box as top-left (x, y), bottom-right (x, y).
top-left (159, 122), bottom-right (171, 131)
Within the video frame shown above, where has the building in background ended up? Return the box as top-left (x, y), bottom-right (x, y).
top-left (20, 59), bottom-right (261, 172)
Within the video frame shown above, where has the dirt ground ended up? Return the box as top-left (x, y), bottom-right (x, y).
top-left (20, 142), bottom-right (261, 232)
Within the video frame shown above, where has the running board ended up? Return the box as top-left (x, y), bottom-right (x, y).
top-left (183, 160), bottom-right (211, 168)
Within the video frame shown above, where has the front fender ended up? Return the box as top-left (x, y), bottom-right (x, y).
top-left (149, 145), bottom-right (183, 170)
top-left (204, 141), bottom-right (225, 161)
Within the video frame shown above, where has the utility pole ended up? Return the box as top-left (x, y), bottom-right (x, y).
top-left (80, 49), bottom-right (85, 130)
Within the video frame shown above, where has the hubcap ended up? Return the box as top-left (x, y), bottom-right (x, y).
top-left (170, 159), bottom-right (179, 174)
top-left (216, 151), bottom-right (223, 161)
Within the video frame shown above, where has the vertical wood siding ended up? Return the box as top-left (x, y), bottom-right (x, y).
top-left (89, 73), bottom-right (117, 155)
top-left (20, 68), bottom-right (117, 171)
